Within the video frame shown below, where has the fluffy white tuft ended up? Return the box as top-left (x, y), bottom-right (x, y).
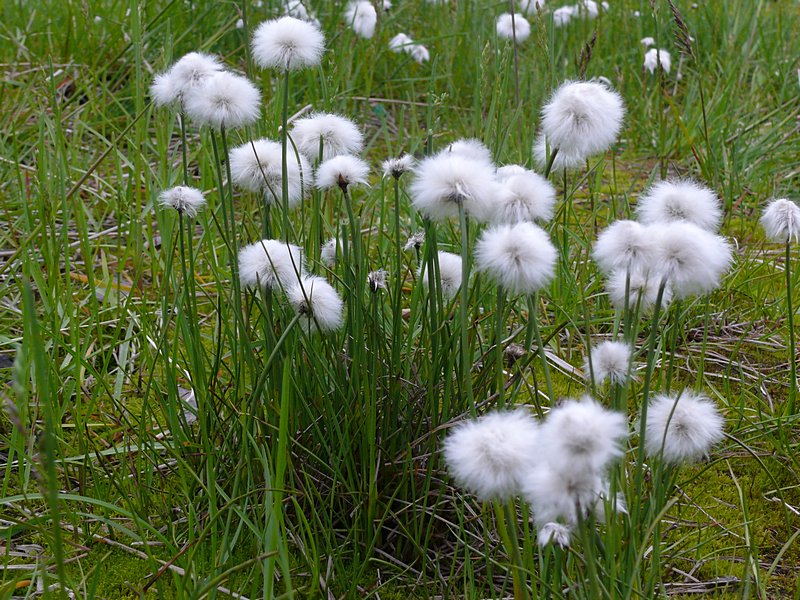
top-left (593, 220), bottom-right (657, 275)
top-left (183, 71), bottom-right (261, 129)
top-left (315, 155), bottom-right (370, 191)
top-left (496, 13), bottom-right (531, 43)
top-left (389, 33), bottom-right (413, 52)
top-left (537, 522), bottom-right (570, 548)
top-left (761, 198), bottom-right (800, 243)
top-left (229, 139), bottom-right (312, 206)
top-left (443, 138), bottom-right (494, 166)
top-left (496, 164), bottom-right (529, 181)
top-left (252, 16), bottom-right (325, 71)
top-left (238, 239), bottom-right (305, 290)
top-left (288, 275), bottom-right (345, 333)
top-left (650, 222), bottom-right (732, 299)
top-left (493, 169), bottom-right (556, 224)
top-left (419, 251), bottom-right (462, 300)
top-left (553, 6), bottom-right (575, 26)
top-left (345, 1), bottom-right (378, 38)
top-left (283, 0), bottom-right (320, 25)
top-left (404, 231), bottom-right (425, 252)
top-left (290, 113), bottom-right (364, 163)
top-left (519, 0), bottom-right (545, 14)
top-left (409, 153), bottom-right (498, 222)
top-left (539, 80), bottom-right (625, 163)
top-left (640, 36), bottom-right (655, 47)
top-left (368, 269), bottom-right (388, 292)
top-left (158, 186), bottom-right (206, 218)
top-left (643, 391), bottom-right (725, 464)
top-left (474, 222), bottom-right (557, 295)
top-left (409, 44), bottom-right (430, 64)
top-left (535, 397), bottom-right (628, 477)
top-left (636, 180), bottom-right (722, 231)
top-left (150, 52), bottom-right (223, 107)
top-left (577, 0), bottom-right (599, 18)
top-left (585, 341), bottom-right (632, 384)
top-left (533, 134), bottom-right (585, 172)
top-left (382, 154), bottom-right (416, 179)
top-left (443, 410), bottom-right (539, 501)
top-left (523, 463), bottom-right (606, 525)
top-left (320, 237), bottom-right (342, 266)
top-left (606, 267), bottom-right (673, 311)
top-left (644, 48), bottom-right (672, 74)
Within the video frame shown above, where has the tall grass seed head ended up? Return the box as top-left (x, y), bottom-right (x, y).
top-left (474, 222), bottom-right (557, 295)
top-left (238, 239), bottom-right (305, 290)
top-left (150, 52), bottom-right (223, 107)
top-left (183, 71), bottom-right (261, 129)
top-left (419, 251), bottom-right (462, 299)
top-left (493, 169), bottom-right (556, 224)
top-left (496, 13), bottom-right (531, 43)
top-left (761, 198), bottom-right (800, 243)
top-left (288, 275), bottom-right (345, 333)
top-left (539, 80), bottom-right (625, 162)
top-left (651, 222), bottom-right (732, 299)
top-left (644, 48), bottom-right (672, 74)
top-left (382, 154), bottom-right (416, 179)
top-left (345, 1), bottom-right (377, 39)
top-left (593, 220), bottom-right (657, 275)
top-left (252, 16), bottom-right (325, 71)
top-left (158, 186), bottom-right (206, 218)
top-left (585, 341), bottom-right (632, 384)
top-left (229, 139), bottom-right (312, 206)
top-left (409, 153), bottom-right (497, 222)
top-left (643, 391), bottom-right (725, 464)
top-left (316, 154), bottom-right (370, 192)
top-left (290, 112), bottom-right (364, 163)
top-left (637, 180), bottom-right (722, 231)
top-left (443, 409), bottom-right (539, 501)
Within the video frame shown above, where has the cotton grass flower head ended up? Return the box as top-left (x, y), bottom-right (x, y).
top-left (593, 220), bottom-right (657, 275)
top-left (474, 222), bottom-right (557, 295)
top-left (538, 522), bottom-right (570, 548)
top-left (496, 13), bottom-right (531, 43)
top-left (389, 33), bottom-right (413, 52)
top-left (420, 251), bottom-right (462, 299)
top-left (577, 0), bottom-right (599, 18)
top-left (644, 48), bottom-right (672, 74)
top-left (493, 169), bottom-right (556, 224)
top-left (229, 139), bottom-right (312, 206)
top-left (536, 397), bottom-right (627, 477)
top-left (640, 36), bottom-right (655, 47)
top-left (345, 1), bottom-right (378, 39)
top-left (650, 222), bottom-right (732, 299)
top-left (553, 6), bottom-right (575, 26)
top-left (288, 275), bottom-right (344, 333)
top-left (404, 231), bottom-right (425, 251)
top-left (495, 164), bottom-right (529, 181)
top-left (538, 80), bottom-right (625, 166)
top-left (320, 237), bottom-right (341, 266)
top-left (585, 341), bottom-right (632, 384)
top-left (183, 71), bottom-right (261, 129)
top-left (408, 44), bottom-right (430, 64)
top-left (382, 154), bottom-right (416, 179)
top-left (368, 269), bottom-right (388, 292)
top-left (761, 198), bottom-right (800, 243)
top-left (252, 16), bottom-right (325, 71)
top-left (606, 268), bottom-right (673, 311)
top-left (239, 239), bottom-right (304, 290)
top-left (158, 186), bottom-right (206, 218)
top-left (643, 391), bottom-right (725, 464)
top-left (150, 52), bottom-right (223, 107)
top-left (409, 153), bottom-right (497, 222)
top-left (290, 113), bottom-right (364, 162)
top-left (636, 180), bottom-right (721, 231)
top-left (316, 155), bottom-right (370, 192)
top-left (523, 463), bottom-right (607, 525)
top-left (443, 409), bottom-right (539, 501)
top-left (283, 0), bottom-right (320, 25)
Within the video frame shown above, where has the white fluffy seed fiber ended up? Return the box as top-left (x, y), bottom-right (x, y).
top-left (345, 1), bottom-right (378, 39)
top-left (585, 341), bottom-right (632, 384)
top-left (493, 169), bottom-right (556, 224)
top-left (636, 180), bottom-right (722, 231)
top-left (315, 155), bottom-right (370, 190)
top-left (238, 239), bottom-right (305, 290)
top-left (288, 275), bottom-right (344, 333)
top-left (419, 251), bottom-right (462, 300)
top-left (474, 222), bottom-right (557, 295)
top-left (643, 390), bottom-right (725, 464)
top-left (158, 186), bottom-right (206, 218)
top-left (290, 113), bottom-right (364, 163)
top-left (443, 410), bottom-right (539, 501)
top-left (252, 16), bottom-right (325, 71)
top-left (761, 198), bottom-right (800, 243)
top-left (183, 71), bottom-right (261, 129)
top-left (496, 13), bottom-right (531, 43)
top-left (229, 139), bottom-right (312, 207)
top-left (593, 220), bottom-right (657, 275)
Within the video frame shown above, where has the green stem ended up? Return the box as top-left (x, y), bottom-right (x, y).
top-left (495, 286), bottom-right (507, 407)
top-left (458, 205), bottom-right (474, 413)
top-left (528, 294), bottom-right (552, 414)
top-left (786, 241), bottom-right (797, 414)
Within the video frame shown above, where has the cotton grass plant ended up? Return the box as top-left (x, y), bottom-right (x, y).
top-left (3, 0), bottom-right (800, 598)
